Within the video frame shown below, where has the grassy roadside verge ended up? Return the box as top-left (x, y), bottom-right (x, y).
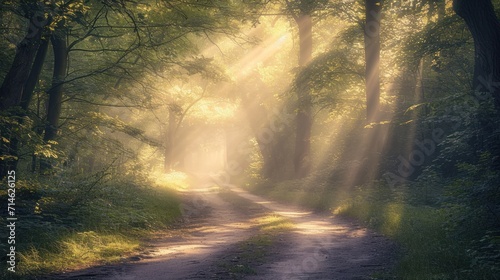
top-left (217, 189), bottom-right (294, 278)
top-left (244, 177), bottom-right (498, 279)
top-left (0, 173), bottom-right (183, 279)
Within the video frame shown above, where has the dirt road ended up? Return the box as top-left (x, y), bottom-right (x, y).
top-left (48, 183), bottom-right (397, 280)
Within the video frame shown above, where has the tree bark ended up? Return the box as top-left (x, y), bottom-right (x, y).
top-left (44, 33), bottom-right (68, 142)
top-left (0, 25), bottom-right (43, 110)
top-left (241, 93), bottom-right (280, 179)
top-left (453, 0), bottom-right (500, 109)
top-left (0, 15), bottom-right (46, 177)
top-left (364, 0), bottom-right (382, 123)
top-left (40, 32), bottom-right (68, 172)
top-left (437, 0), bottom-right (446, 21)
top-left (0, 39), bottom-right (49, 176)
top-left (164, 105), bottom-right (178, 172)
top-left (21, 38), bottom-right (49, 111)
top-left (293, 13), bottom-right (313, 178)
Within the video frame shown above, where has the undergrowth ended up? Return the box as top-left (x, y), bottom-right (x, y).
top-left (244, 163), bottom-right (500, 279)
top-left (0, 171), bottom-right (182, 279)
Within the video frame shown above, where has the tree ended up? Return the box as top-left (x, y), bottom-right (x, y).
top-left (164, 89), bottom-right (205, 172)
top-left (40, 28), bottom-right (68, 171)
top-left (453, 0), bottom-right (500, 170)
top-left (453, 0), bottom-right (500, 109)
top-left (0, 1), bottom-right (51, 176)
top-left (285, 0), bottom-right (321, 178)
top-left (0, 3), bottom-right (48, 110)
top-left (364, 0), bottom-right (382, 122)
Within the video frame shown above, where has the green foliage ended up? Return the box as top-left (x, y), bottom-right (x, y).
top-left (293, 48), bottom-right (364, 109)
top-left (0, 171), bottom-right (181, 277)
top-left (284, 0), bottom-right (330, 15)
top-left (245, 145), bottom-right (500, 279)
top-left (0, 112), bottom-right (55, 163)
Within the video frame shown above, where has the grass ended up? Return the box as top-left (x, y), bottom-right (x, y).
top-left (218, 214), bottom-right (295, 278)
top-left (254, 214), bottom-right (295, 232)
top-left (243, 176), bottom-right (497, 280)
top-left (334, 194), bottom-right (466, 279)
top-left (0, 172), bottom-right (184, 279)
top-left (217, 189), bottom-right (295, 278)
top-left (18, 232), bottom-right (140, 275)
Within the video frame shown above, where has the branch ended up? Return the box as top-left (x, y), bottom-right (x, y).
top-left (63, 97), bottom-right (148, 108)
top-left (174, 83), bottom-right (208, 134)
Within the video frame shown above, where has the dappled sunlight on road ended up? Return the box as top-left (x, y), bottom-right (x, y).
top-left (147, 244), bottom-right (212, 259)
top-left (176, 185), bottom-right (219, 193)
top-left (273, 210), bottom-right (313, 218)
top-left (231, 186), bottom-right (392, 279)
top-left (293, 221), bottom-right (350, 235)
top-left (55, 182), bottom-right (395, 280)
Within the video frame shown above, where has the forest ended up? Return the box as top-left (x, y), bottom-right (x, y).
top-left (1, 0), bottom-right (500, 279)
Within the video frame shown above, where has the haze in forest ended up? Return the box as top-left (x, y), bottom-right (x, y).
top-left (0, 0), bottom-right (499, 279)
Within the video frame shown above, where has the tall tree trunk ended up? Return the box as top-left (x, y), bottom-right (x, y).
top-left (242, 95), bottom-right (278, 179)
top-left (1, 39), bottom-right (49, 176)
top-left (453, 0), bottom-right (500, 109)
top-left (0, 15), bottom-right (46, 177)
top-left (20, 38), bottom-right (50, 173)
top-left (437, 0), bottom-right (446, 21)
top-left (21, 38), bottom-right (49, 111)
top-left (0, 24), bottom-right (43, 109)
top-left (41, 32), bottom-right (68, 172)
top-left (364, 0), bottom-right (382, 123)
top-left (454, 0), bottom-right (500, 170)
top-left (239, 77), bottom-right (281, 179)
top-left (164, 105), bottom-right (177, 172)
top-left (293, 13), bottom-right (313, 178)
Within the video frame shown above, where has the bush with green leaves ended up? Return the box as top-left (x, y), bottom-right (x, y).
top-left (0, 169), bottom-right (181, 277)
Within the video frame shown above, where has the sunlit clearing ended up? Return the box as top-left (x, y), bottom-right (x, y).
top-left (254, 215), bottom-right (295, 232)
top-left (272, 210), bottom-right (312, 218)
top-left (18, 231), bottom-right (139, 274)
top-left (148, 244), bottom-right (212, 260)
top-left (195, 221), bottom-right (251, 233)
top-left (294, 221), bottom-right (352, 236)
top-left (152, 171), bottom-right (190, 190)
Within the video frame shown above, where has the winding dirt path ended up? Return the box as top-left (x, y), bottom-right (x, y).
top-left (47, 183), bottom-right (398, 280)
top-left (233, 188), bottom-right (397, 280)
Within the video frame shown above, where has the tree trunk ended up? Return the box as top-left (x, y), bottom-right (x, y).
top-left (454, 0), bottom-right (500, 170)
top-left (453, 0), bottom-right (500, 109)
top-left (1, 38), bottom-right (50, 176)
top-left (0, 16), bottom-right (46, 177)
top-left (437, 0), bottom-right (446, 21)
top-left (164, 105), bottom-right (178, 172)
top-left (293, 13), bottom-right (313, 178)
top-left (40, 32), bottom-right (68, 172)
top-left (21, 38), bottom-right (49, 111)
top-left (0, 25), bottom-right (43, 110)
top-left (364, 0), bottom-right (382, 123)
